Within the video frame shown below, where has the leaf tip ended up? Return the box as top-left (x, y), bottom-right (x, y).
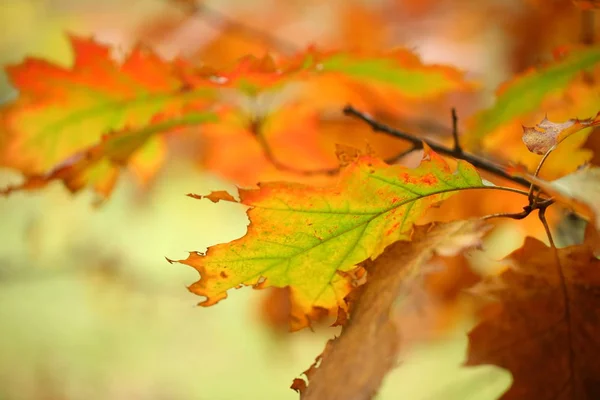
top-left (290, 378), bottom-right (307, 394)
top-left (186, 190), bottom-right (237, 203)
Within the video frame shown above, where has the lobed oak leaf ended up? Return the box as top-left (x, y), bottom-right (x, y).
top-left (193, 47), bottom-right (472, 104)
top-left (172, 145), bottom-right (489, 330)
top-left (290, 48), bottom-right (474, 116)
top-left (522, 112), bottom-right (600, 154)
top-left (0, 35), bottom-right (215, 196)
top-left (304, 49), bottom-right (471, 98)
top-left (467, 230), bottom-right (600, 399)
top-left (1, 112), bottom-right (216, 198)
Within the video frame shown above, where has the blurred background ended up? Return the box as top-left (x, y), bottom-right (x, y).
top-left (0, 0), bottom-right (595, 398)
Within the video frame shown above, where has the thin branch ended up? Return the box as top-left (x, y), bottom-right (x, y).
top-left (255, 120), bottom-right (420, 176)
top-left (255, 128), bottom-right (338, 176)
top-left (481, 209), bottom-right (531, 221)
top-left (451, 107), bottom-right (461, 153)
top-left (481, 192), bottom-right (554, 221)
top-left (343, 105), bottom-right (532, 189)
top-left (383, 145), bottom-right (420, 165)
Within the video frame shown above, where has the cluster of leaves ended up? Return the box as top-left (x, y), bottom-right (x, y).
top-left (0, 35), bottom-right (471, 198)
top-left (3, 0), bottom-right (600, 398)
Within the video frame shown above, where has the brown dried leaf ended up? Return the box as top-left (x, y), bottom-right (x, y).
top-left (467, 230), bottom-right (600, 399)
top-left (299, 220), bottom-right (490, 400)
top-left (522, 112), bottom-right (600, 155)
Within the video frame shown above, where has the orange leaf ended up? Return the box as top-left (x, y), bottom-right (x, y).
top-left (1, 112), bottom-right (215, 198)
top-left (0, 35), bottom-right (214, 196)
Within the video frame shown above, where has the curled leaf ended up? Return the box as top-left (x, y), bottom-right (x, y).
top-left (522, 112), bottom-right (600, 155)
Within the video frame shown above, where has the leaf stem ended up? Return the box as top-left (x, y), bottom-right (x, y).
top-left (528, 147), bottom-right (553, 202)
top-left (451, 107), bottom-right (461, 153)
top-left (256, 124), bottom-right (420, 176)
top-left (343, 105), bottom-right (532, 189)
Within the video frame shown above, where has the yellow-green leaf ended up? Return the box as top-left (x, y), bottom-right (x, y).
top-left (1, 35), bottom-right (213, 176)
top-left (171, 146), bottom-right (490, 330)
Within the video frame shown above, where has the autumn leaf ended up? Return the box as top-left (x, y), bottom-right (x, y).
top-left (466, 47), bottom-right (600, 147)
top-left (291, 48), bottom-right (473, 120)
top-left (197, 48), bottom-right (472, 184)
top-left (0, 35), bottom-right (214, 194)
top-left (465, 46), bottom-right (600, 179)
top-left (299, 49), bottom-right (471, 98)
top-left (522, 112), bottom-right (600, 154)
top-left (0, 35), bottom-right (474, 194)
top-left (298, 220), bottom-right (490, 398)
top-left (186, 47), bottom-right (471, 99)
top-left (169, 145), bottom-right (494, 330)
top-left (1, 112), bottom-right (216, 197)
top-left (467, 229), bottom-right (600, 399)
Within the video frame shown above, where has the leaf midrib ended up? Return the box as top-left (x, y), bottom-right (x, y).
top-left (211, 177), bottom-right (482, 268)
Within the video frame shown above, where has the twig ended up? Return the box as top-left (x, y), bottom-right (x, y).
top-left (528, 148), bottom-right (553, 202)
top-left (482, 209), bottom-right (531, 221)
top-left (451, 108), bottom-right (461, 153)
top-left (254, 117), bottom-right (420, 176)
top-left (343, 105), bottom-right (532, 189)
top-left (481, 195), bottom-right (554, 220)
top-left (383, 145), bottom-right (420, 165)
